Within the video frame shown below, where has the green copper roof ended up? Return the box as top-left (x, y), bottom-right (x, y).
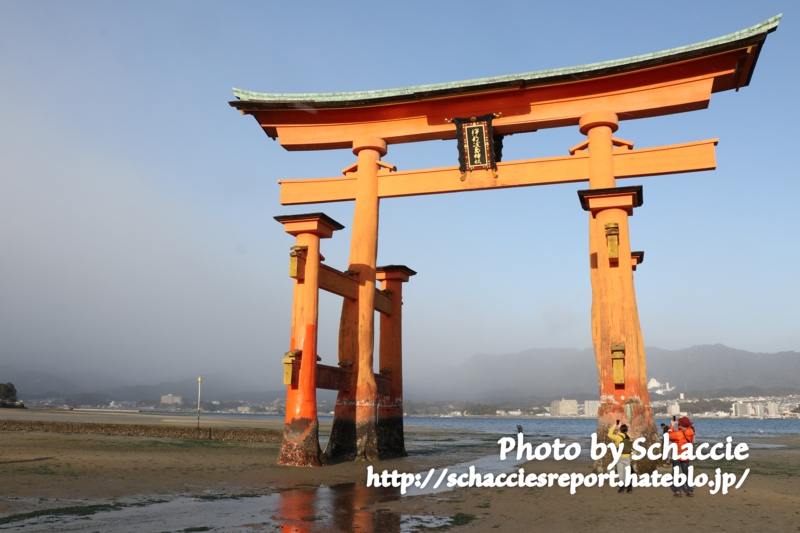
top-left (231, 15), bottom-right (780, 110)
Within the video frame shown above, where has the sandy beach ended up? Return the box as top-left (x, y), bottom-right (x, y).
top-left (1, 410), bottom-right (799, 532)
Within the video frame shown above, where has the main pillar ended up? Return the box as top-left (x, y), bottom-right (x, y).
top-left (327, 136), bottom-right (386, 461)
top-left (275, 213), bottom-right (343, 467)
top-left (375, 265), bottom-right (416, 458)
top-left (577, 111), bottom-right (659, 473)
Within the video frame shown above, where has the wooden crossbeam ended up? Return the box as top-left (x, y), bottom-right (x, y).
top-left (259, 74), bottom-right (722, 150)
top-left (290, 255), bottom-right (392, 315)
top-left (319, 264), bottom-right (357, 299)
top-left (316, 363), bottom-right (352, 392)
top-left (287, 362), bottom-right (390, 395)
top-left (279, 139), bottom-right (717, 205)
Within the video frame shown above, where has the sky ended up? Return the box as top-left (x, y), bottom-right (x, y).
top-left (0, 1), bottom-right (798, 390)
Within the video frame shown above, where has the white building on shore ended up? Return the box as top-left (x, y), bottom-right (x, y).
top-left (160, 394), bottom-right (182, 406)
top-left (583, 400), bottom-right (599, 418)
top-left (551, 399), bottom-right (578, 417)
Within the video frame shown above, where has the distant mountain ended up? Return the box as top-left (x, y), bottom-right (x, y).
top-left (406, 345), bottom-right (800, 401)
top-left (0, 366), bottom-right (283, 403)
top-left (6, 345), bottom-right (799, 404)
top-left (106, 375), bottom-right (261, 402)
top-left (646, 345), bottom-right (800, 392)
top-left (0, 366), bottom-right (84, 397)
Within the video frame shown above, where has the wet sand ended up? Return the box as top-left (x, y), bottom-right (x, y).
top-left (1, 410), bottom-right (799, 532)
top-left (383, 439), bottom-right (800, 532)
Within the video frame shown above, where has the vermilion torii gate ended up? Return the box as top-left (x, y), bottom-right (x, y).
top-left (231, 16), bottom-right (779, 469)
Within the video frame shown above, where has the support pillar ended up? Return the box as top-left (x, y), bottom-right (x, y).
top-left (275, 213), bottom-right (343, 467)
top-left (577, 111), bottom-right (659, 473)
top-left (327, 136), bottom-right (387, 461)
top-left (375, 265), bottom-right (416, 458)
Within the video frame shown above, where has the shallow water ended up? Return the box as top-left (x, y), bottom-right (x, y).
top-left (0, 484), bottom-right (467, 532)
top-left (4, 416), bottom-right (796, 531)
top-left (403, 416), bottom-right (800, 439)
top-left (157, 412), bottom-right (800, 440)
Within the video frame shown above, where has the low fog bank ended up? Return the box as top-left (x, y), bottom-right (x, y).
top-left (4, 345), bottom-right (799, 405)
top-left (403, 344), bottom-right (800, 402)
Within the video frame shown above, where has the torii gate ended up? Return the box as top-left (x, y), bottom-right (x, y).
top-left (231, 16), bottom-right (779, 469)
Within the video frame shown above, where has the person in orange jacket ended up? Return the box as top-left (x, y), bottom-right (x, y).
top-left (668, 416), bottom-right (695, 497)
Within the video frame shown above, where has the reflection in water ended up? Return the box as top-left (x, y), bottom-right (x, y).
top-left (7, 430), bottom-right (499, 532)
top-left (5, 483), bottom-right (452, 532)
top-left (276, 484), bottom-right (405, 532)
top-left (279, 487), bottom-right (316, 533)
top-left (329, 484), bottom-right (400, 533)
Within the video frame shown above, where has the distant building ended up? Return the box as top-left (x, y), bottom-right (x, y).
top-left (583, 400), bottom-right (600, 418)
top-left (551, 399), bottom-right (578, 417)
top-left (767, 402), bottom-right (780, 415)
top-left (752, 404), bottom-right (765, 418)
top-left (651, 381), bottom-right (675, 396)
top-left (496, 410), bottom-right (508, 416)
top-left (667, 403), bottom-right (681, 416)
top-left (161, 394), bottom-right (182, 405)
top-left (237, 406), bottom-right (252, 413)
top-left (732, 402), bottom-right (747, 417)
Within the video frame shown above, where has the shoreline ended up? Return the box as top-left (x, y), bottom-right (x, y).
top-left (2, 410), bottom-right (800, 531)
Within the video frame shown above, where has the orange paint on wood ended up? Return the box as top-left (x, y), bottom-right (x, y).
top-left (275, 214), bottom-right (343, 467)
top-left (377, 272), bottom-right (408, 458)
top-left (247, 61), bottom-right (736, 150)
top-left (580, 113), bottom-right (658, 472)
top-left (325, 296), bottom-right (359, 460)
top-left (350, 138), bottom-right (383, 461)
top-left (290, 257), bottom-right (394, 315)
top-left (277, 139), bottom-right (717, 205)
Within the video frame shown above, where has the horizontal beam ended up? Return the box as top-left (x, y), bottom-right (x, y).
top-left (319, 264), bottom-right (357, 300)
top-left (279, 139), bottom-right (717, 205)
top-left (373, 289), bottom-right (392, 316)
top-left (287, 362), bottom-right (389, 395)
top-left (290, 255), bottom-right (393, 315)
top-left (269, 75), bottom-right (719, 150)
top-left (316, 363), bottom-right (351, 392)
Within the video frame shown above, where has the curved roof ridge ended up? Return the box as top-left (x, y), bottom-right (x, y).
top-left (232, 15), bottom-right (780, 106)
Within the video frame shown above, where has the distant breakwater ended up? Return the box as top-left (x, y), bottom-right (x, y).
top-left (0, 420), bottom-right (282, 443)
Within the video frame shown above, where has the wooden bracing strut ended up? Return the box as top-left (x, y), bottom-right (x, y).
top-left (275, 212), bottom-right (415, 466)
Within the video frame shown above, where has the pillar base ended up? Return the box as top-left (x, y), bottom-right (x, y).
top-left (594, 401), bottom-right (661, 474)
top-left (326, 398), bottom-right (358, 461)
top-left (277, 417), bottom-right (325, 467)
top-left (377, 413), bottom-right (407, 458)
top-left (355, 404), bottom-right (379, 461)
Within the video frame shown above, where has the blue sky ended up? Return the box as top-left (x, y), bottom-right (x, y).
top-left (0, 1), bottom-right (797, 388)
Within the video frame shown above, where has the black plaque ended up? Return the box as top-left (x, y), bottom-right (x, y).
top-left (452, 114), bottom-right (499, 179)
